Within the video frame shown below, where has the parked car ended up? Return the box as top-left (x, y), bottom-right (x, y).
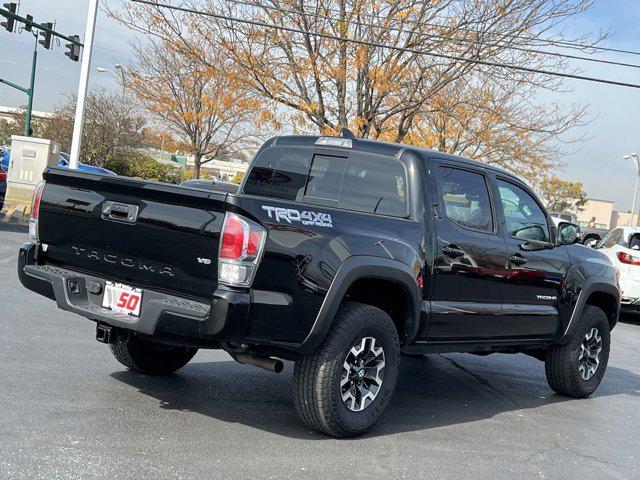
top-left (595, 226), bottom-right (640, 310)
top-left (180, 178), bottom-right (239, 194)
top-left (581, 226), bottom-right (610, 248)
top-left (57, 152), bottom-right (117, 175)
top-left (0, 164), bottom-right (6, 211)
top-left (0, 148), bottom-right (116, 176)
top-left (19, 134), bottom-right (620, 437)
top-left (549, 211), bottom-right (605, 247)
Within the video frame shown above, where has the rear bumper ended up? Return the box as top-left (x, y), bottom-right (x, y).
top-left (18, 242), bottom-right (251, 345)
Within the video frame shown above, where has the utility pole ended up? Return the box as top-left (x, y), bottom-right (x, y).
top-left (624, 153), bottom-right (640, 227)
top-left (0, 3), bottom-right (83, 136)
top-left (69, 0), bottom-right (98, 170)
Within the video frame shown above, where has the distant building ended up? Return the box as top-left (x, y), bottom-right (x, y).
top-left (185, 154), bottom-right (250, 181)
top-left (576, 199), bottom-right (614, 229)
top-left (575, 198), bottom-right (638, 229)
top-left (0, 105), bottom-right (53, 123)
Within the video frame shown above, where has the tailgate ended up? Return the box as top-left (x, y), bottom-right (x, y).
top-left (38, 168), bottom-right (227, 300)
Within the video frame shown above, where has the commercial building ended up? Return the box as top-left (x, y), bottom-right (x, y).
top-left (575, 198), bottom-right (638, 229)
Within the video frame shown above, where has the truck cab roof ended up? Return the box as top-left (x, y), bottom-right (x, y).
top-left (266, 134), bottom-right (517, 181)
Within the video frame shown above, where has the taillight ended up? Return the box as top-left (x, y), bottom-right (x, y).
top-left (617, 251), bottom-right (640, 266)
top-left (29, 181), bottom-right (46, 241)
top-left (218, 212), bottom-right (266, 287)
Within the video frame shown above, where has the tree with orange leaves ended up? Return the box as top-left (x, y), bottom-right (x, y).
top-left (122, 33), bottom-right (262, 178)
top-left (111, 0), bottom-right (602, 181)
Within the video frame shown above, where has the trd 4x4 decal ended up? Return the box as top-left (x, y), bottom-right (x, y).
top-left (262, 205), bottom-right (333, 227)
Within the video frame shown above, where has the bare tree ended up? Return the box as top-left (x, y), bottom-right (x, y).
top-left (110, 0), bottom-right (603, 179)
top-left (41, 89), bottom-right (146, 166)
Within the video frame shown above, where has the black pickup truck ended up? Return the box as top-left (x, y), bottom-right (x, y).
top-left (19, 134), bottom-right (620, 437)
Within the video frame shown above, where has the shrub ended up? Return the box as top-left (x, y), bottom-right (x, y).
top-left (104, 150), bottom-right (182, 183)
top-left (230, 172), bottom-right (245, 184)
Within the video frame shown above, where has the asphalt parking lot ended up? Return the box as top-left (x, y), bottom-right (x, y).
top-left (1, 225), bottom-right (639, 480)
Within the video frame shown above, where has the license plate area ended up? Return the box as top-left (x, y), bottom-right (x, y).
top-left (101, 281), bottom-right (143, 317)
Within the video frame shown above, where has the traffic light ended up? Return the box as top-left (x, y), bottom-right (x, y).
top-left (65, 35), bottom-right (80, 62)
top-left (1, 2), bottom-right (17, 33)
top-left (38, 21), bottom-right (52, 49)
top-left (23, 13), bottom-right (32, 32)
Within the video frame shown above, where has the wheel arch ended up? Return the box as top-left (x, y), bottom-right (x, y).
top-left (582, 233), bottom-right (602, 245)
top-left (301, 256), bottom-right (421, 352)
top-left (560, 276), bottom-right (620, 343)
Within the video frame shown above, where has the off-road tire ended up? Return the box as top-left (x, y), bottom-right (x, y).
top-left (109, 330), bottom-right (197, 375)
top-left (545, 305), bottom-right (610, 398)
top-left (293, 302), bottom-right (400, 438)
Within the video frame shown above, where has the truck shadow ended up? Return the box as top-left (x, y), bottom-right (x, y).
top-left (110, 352), bottom-right (640, 440)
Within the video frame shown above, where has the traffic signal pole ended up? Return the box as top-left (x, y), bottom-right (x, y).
top-left (24, 45), bottom-right (37, 136)
top-left (0, 3), bottom-right (83, 137)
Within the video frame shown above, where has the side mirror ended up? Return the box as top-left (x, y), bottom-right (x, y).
top-left (558, 222), bottom-right (581, 245)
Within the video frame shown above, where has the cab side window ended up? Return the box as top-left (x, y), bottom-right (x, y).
top-left (497, 180), bottom-right (550, 243)
top-left (436, 167), bottom-right (494, 233)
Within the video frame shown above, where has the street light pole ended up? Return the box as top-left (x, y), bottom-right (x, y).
top-left (625, 153), bottom-right (640, 227)
top-left (69, 0), bottom-right (99, 170)
top-left (96, 63), bottom-right (126, 97)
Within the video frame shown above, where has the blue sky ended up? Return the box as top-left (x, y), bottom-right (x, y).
top-left (2, 0), bottom-right (640, 210)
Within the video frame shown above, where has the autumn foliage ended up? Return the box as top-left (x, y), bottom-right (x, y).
top-left (111, 0), bottom-right (603, 183)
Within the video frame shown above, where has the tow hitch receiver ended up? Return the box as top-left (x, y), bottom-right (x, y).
top-left (96, 323), bottom-right (115, 344)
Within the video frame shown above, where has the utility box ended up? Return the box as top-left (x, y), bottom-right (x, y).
top-left (1, 136), bottom-right (59, 222)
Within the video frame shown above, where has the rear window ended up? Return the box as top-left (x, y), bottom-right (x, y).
top-left (243, 146), bottom-right (312, 201)
top-left (243, 147), bottom-right (408, 217)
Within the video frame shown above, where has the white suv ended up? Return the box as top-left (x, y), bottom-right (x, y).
top-left (596, 226), bottom-right (640, 308)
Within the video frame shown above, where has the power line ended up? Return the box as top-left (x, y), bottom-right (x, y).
top-left (223, 0), bottom-right (640, 70)
top-left (251, 0), bottom-right (640, 58)
top-left (131, 0), bottom-right (640, 90)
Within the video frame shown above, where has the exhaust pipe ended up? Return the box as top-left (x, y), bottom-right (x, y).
top-left (234, 353), bottom-right (284, 373)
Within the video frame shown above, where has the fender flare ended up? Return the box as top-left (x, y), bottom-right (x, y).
top-left (560, 275), bottom-right (620, 343)
top-left (300, 255), bottom-right (421, 353)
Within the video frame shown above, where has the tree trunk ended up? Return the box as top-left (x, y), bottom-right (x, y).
top-left (193, 152), bottom-right (202, 179)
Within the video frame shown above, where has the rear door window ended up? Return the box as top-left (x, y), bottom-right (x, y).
top-left (600, 229), bottom-right (622, 248)
top-left (436, 167), bottom-right (494, 233)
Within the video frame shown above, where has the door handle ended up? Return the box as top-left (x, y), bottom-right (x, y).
top-left (102, 201), bottom-right (139, 224)
top-left (509, 254), bottom-right (527, 266)
top-left (442, 245), bottom-right (465, 258)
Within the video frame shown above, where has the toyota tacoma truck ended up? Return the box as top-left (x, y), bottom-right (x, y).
top-left (18, 134), bottom-right (620, 437)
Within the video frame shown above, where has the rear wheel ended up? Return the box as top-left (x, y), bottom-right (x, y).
top-left (293, 302), bottom-right (400, 438)
top-left (545, 306), bottom-right (610, 398)
top-left (109, 330), bottom-right (197, 375)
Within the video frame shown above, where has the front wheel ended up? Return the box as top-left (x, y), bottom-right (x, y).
top-left (293, 302), bottom-right (400, 438)
top-left (545, 306), bottom-right (610, 398)
top-left (109, 330), bottom-right (197, 375)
